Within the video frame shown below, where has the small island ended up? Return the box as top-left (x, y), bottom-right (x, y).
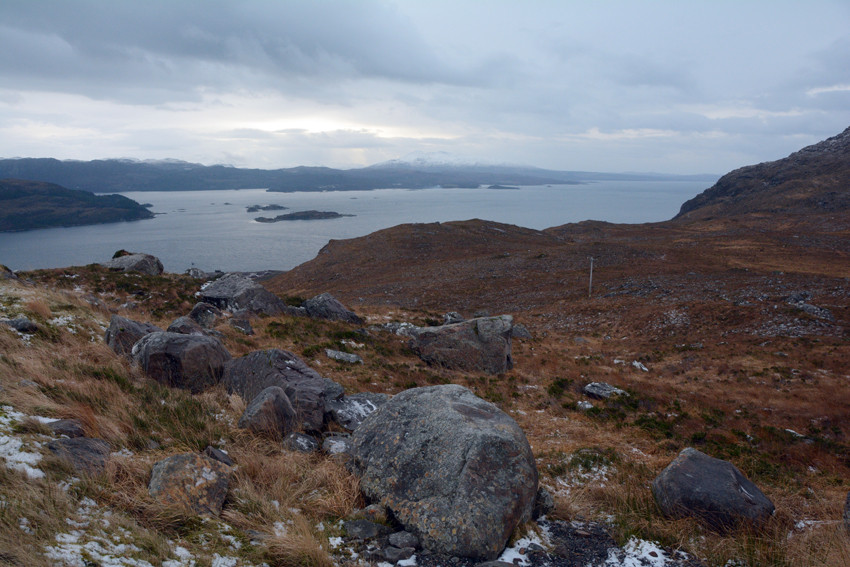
top-left (487, 184), bottom-right (520, 190)
top-left (254, 210), bottom-right (354, 222)
top-left (0, 178), bottom-right (155, 232)
top-left (247, 204), bottom-right (288, 213)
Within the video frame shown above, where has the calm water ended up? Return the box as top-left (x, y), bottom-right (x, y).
top-left (0, 181), bottom-right (709, 273)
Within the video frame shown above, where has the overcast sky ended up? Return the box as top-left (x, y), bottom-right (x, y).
top-left (1, 1), bottom-right (848, 174)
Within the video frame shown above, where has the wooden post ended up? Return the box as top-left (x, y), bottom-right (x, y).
top-left (588, 256), bottom-right (594, 298)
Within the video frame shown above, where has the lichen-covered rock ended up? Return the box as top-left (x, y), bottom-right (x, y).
top-left (350, 384), bottom-right (538, 560)
top-left (101, 252), bottom-right (164, 275)
top-left (651, 447), bottom-right (775, 530)
top-left (47, 438), bottom-right (110, 475)
top-left (104, 314), bottom-right (161, 356)
top-left (583, 382), bottom-right (627, 400)
top-left (47, 419), bottom-right (86, 438)
top-left (303, 292), bottom-right (364, 324)
top-left (148, 453), bottom-right (233, 516)
top-left (167, 316), bottom-right (205, 335)
top-left (132, 331), bottom-right (231, 393)
top-left (188, 302), bottom-right (222, 328)
top-left (284, 432), bottom-right (320, 453)
top-left (223, 349), bottom-right (343, 432)
top-left (2, 317), bottom-right (40, 334)
top-left (408, 316), bottom-right (514, 375)
top-left (237, 386), bottom-right (297, 438)
top-left (325, 392), bottom-right (388, 431)
top-left (325, 349), bottom-right (363, 364)
top-left (197, 273), bottom-right (295, 316)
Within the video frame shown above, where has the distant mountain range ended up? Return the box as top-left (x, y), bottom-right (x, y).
top-left (0, 156), bottom-right (717, 194)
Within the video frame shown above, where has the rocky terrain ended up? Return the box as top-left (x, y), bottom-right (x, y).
top-left (0, 127), bottom-right (848, 566)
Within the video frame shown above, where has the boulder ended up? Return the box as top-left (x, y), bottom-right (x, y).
top-left (188, 302), bottom-right (222, 328)
top-left (148, 453), bottom-right (233, 516)
top-left (2, 317), bottom-right (40, 334)
top-left (197, 273), bottom-right (295, 316)
top-left (132, 332), bottom-right (231, 393)
top-left (104, 315), bottom-right (161, 356)
top-left (322, 433), bottom-right (352, 457)
top-left (533, 486), bottom-right (555, 520)
top-left (229, 317), bottom-right (253, 335)
top-left (651, 447), bottom-right (775, 530)
top-left (303, 292), bottom-right (364, 324)
top-left (283, 432), bottom-right (320, 453)
top-left (325, 392), bottom-right (389, 431)
top-left (325, 349), bottom-right (363, 364)
top-left (203, 446), bottom-right (234, 467)
top-left (389, 531), bottom-right (419, 550)
top-left (350, 384), bottom-right (538, 560)
top-left (237, 386), bottom-right (297, 438)
top-left (47, 438), bottom-right (110, 475)
top-left (223, 349), bottom-right (343, 432)
top-left (408, 315), bottom-right (514, 375)
top-left (101, 252), bottom-right (164, 276)
top-left (443, 311), bottom-right (465, 324)
top-left (511, 324), bottom-right (532, 339)
top-left (47, 419), bottom-right (86, 438)
top-left (167, 316), bottom-right (205, 335)
top-left (583, 382), bottom-right (627, 400)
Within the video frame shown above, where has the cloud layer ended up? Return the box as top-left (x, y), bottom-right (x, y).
top-left (0, 0), bottom-right (848, 173)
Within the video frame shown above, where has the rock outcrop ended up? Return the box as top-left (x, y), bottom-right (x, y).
top-left (303, 292), bottom-right (364, 324)
top-left (132, 332), bottom-right (231, 393)
top-left (104, 315), bottom-right (162, 356)
top-left (651, 447), bottom-right (775, 530)
top-left (237, 386), bottom-right (297, 438)
top-left (148, 453), bottom-right (233, 516)
top-left (198, 273), bottom-right (295, 316)
top-left (408, 315), bottom-right (514, 374)
top-left (167, 316), bottom-right (205, 335)
top-left (47, 438), bottom-right (111, 475)
top-left (101, 252), bottom-right (164, 276)
top-left (350, 384), bottom-right (538, 560)
top-left (188, 302), bottom-right (222, 328)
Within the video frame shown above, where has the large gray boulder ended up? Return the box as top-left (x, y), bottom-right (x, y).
top-left (148, 453), bottom-right (233, 516)
top-left (303, 292), bottom-right (364, 324)
top-left (104, 314), bottom-right (162, 356)
top-left (350, 384), bottom-right (538, 560)
top-left (101, 252), bottom-right (164, 276)
top-left (409, 315), bottom-right (514, 375)
top-left (167, 316), bottom-right (205, 336)
top-left (47, 438), bottom-right (111, 475)
top-left (197, 273), bottom-right (296, 316)
top-left (132, 332), bottom-right (231, 393)
top-left (238, 386), bottom-right (297, 438)
top-left (651, 447), bottom-right (775, 531)
top-left (188, 302), bottom-right (222, 329)
top-left (222, 349), bottom-right (343, 432)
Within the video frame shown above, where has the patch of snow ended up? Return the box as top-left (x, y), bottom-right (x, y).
top-left (328, 536), bottom-right (343, 548)
top-left (632, 360), bottom-right (649, 372)
top-left (0, 412), bottom-right (45, 480)
top-left (604, 537), bottom-right (684, 566)
top-left (19, 516), bottom-right (33, 534)
top-left (397, 557), bottom-right (417, 567)
top-left (210, 555), bottom-right (238, 567)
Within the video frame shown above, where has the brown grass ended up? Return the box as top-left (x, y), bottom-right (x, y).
top-left (24, 299), bottom-right (51, 320)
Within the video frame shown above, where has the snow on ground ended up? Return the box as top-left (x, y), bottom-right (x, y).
top-left (604, 537), bottom-right (693, 566)
top-left (0, 405), bottom-right (46, 479)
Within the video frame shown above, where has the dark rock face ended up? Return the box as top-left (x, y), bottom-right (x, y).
top-left (223, 349), bottom-right (343, 432)
top-left (350, 384), bottom-right (538, 560)
top-left (325, 392), bottom-right (388, 431)
top-left (229, 317), bottom-right (253, 335)
top-left (303, 292), bottom-right (364, 324)
top-left (511, 323), bottom-right (532, 339)
top-left (651, 447), bottom-right (775, 530)
top-left (283, 432), bottom-right (320, 453)
top-left (409, 315), bottom-right (514, 375)
top-left (188, 302), bottom-right (222, 328)
top-left (197, 273), bottom-right (294, 316)
top-left (582, 382), bottom-right (627, 400)
top-left (47, 419), bottom-right (86, 438)
top-left (104, 315), bottom-right (161, 356)
top-left (167, 316), bottom-right (205, 335)
top-left (148, 453), bottom-right (233, 516)
top-left (238, 386), bottom-right (297, 438)
top-left (532, 486), bottom-right (555, 520)
top-left (132, 332), bottom-right (231, 393)
top-left (203, 446), bottom-right (234, 467)
top-left (2, 317), bottom-right (40, 334)
top-left (47, 438), bottom-right (110, 475)
top-left (101, 253), bottom-right (164, 276)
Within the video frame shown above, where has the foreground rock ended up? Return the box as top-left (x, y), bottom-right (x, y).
top-left (188, 302), bottom-right (222, 328)
top-left (237, 386), bottom-right (297, 438)
top-left (651, 447), bottom-right (775, 530)
top-left (198, 273), bottom-right (296, 316)
top-left (325, 392), bottom-right (388, 431)
top-left (303, 292), bottom-right (364, 324)
top-left (223, 349), bottom-right (343, 432)
top-left (148, 453), bottom-right (233, 516)
top-left (47, 438), bottom-right (111, 475)
top-left (132, 332), bottom-right (231, 393)
top-left (104, 315), bottom-right (162, 356)
top-left (409, 315), bottom-right (514, 375)
top-left (350, 384), bottom-right (538, 560)
top-left (101, 252), bottom-right (164, 276)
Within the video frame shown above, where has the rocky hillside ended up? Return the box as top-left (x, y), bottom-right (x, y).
top-left (0, 178), bottom-right (154, 232)
top-left (675, 125), bottom-right (850, 221)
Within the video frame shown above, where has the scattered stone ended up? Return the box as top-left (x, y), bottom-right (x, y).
top-left (283, 432), bottom-right (320, 453)
top-left (47, 438), bottom-right (111, 475)
top-left (389, 531), bottom-right (420, 550)
top-left (443, 312), bottom-right (465, 324)
top-left (2, 317), bottom-right (40, 334)
top-left (532, 486), bottom-right (555, 519)
top-left (322, 433), bottom-right (352, 456)
top-left (132, 332), bottom-right (231, 393)
top-left (344, 519), bottom-right (391, 540)
top-left (511, 324), bottom-right (532, 339)
top-left (573, 337), bottom-right (590, 344)
top-left (229, 317), bottom-right (253, 335)
top-left (384, 546), bottom-right (416, 562)
top-left (303, 292), bottom-right (364, 324)
top-left (350, 384), bottom-right (538, 560)
top-left (576, 400), bottom-right (594, 411)
top-left (167, 316), bottom-right (205, 335)
top-left (632, 360), bottom-right (649, 372)
top-left (238, 386), bottom-right (297, 438)
top-left (408, 315), bottom-right (514, 375)
top-left (651, 447), bottom-right (775, 530)
top-left (185, 267), bottom-right (208, 280)
top-left (325, 349), bottom-right (363, 364)
top-left (198, 273), bottom-right (296, 316)
top-left (325, 392), bottom-right (389, 431)
top-left (583, 382), bottom-right (627, 400)
top-left (101, 252), bottom-right (164, 276)
top-left (47, 419), bottom-right (86, 438)
top-left (18, 379), bottom-right (38, 388)
top-left (188, 302), bottom-right (222, 328)
top-left (371, 321), bottom-right (420, 337)
top-left (223, 349), bottom-right (343, 432)
top-left (148, 453), bottom-right (233, 516)
top-left (203, 446), bottom-right (234, 467)
top-left (104, 315), bottom-right (162, 356)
